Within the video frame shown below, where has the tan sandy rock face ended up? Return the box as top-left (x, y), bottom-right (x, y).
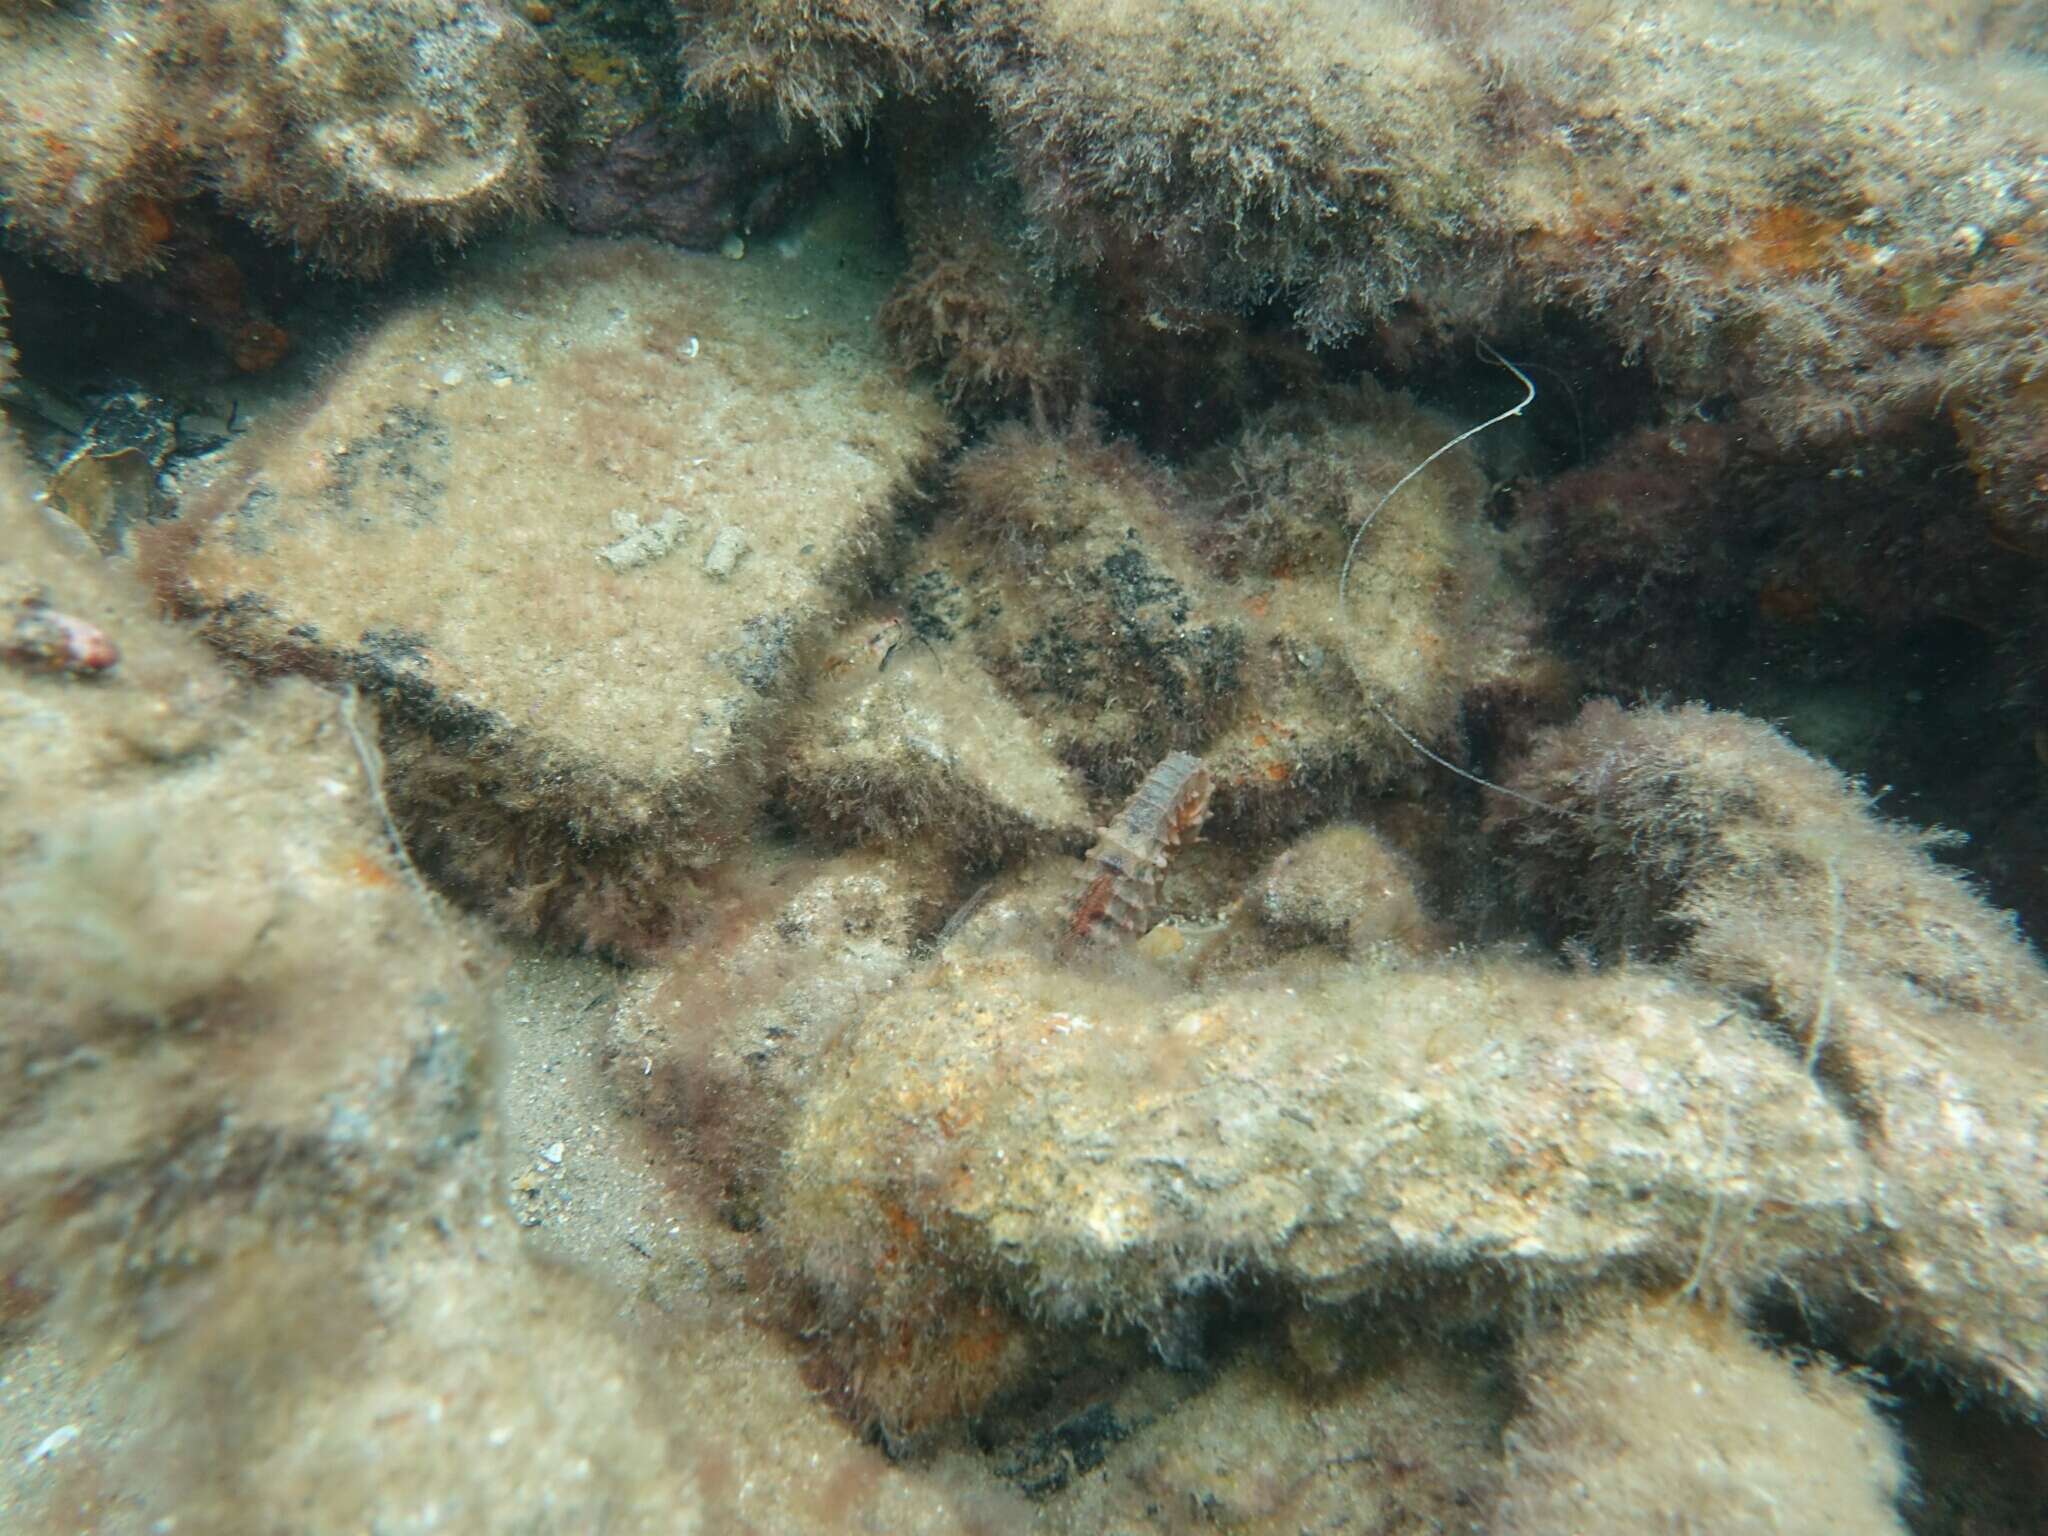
top-left (776, 949), bottom-right (1870, 1333)
top-left (1499, 1305), bottom-right (1910, 1536)
top-left (173, 216), bottom-right (952, 950)
top-left (1498, 701), bottom-right (2048, 1416)
top-left (0, 477), bottom-right (490, 1404)
top-left (780, 612), bottom-right (1091, 858)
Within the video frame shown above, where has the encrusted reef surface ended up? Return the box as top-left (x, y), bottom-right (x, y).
top-left (163, 199), bottom-right (952, 952)
top-left (0, 0), bottom-right (551, 280)
top-left (4, 3), bottom-right (2048, 1534)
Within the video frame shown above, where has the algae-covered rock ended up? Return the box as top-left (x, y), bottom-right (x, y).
top-left (677, 0), bottom-right (945, 144)
top-left (1497, 700), bottom-right (2048, 1416)
top-left (1185, 387), bottom-right (1549, 829)
top-left (168, 209), bottom-right (951, 950)
top-left (4, 1168), bottom-right (1029, 1536)
top-left (1253, 821), bottom-right (1444, 955)
top-left (1037, 1341), bottom-right (1510, 1531)
top-left (908, 402), bottom-right (1545, 826)
top-left (0, 450), bottom-right (489, 1361)
top-left (0, 0), bottom-right (550, 279)
top-left (677, 0), bottom-right (2048, 539)
top-left (908, 424), bottom-right (1247, 788)
top-left (780, 614), bottom-right (1090, 858)
top-left (776, 949), bottom-right (1869, 1335)
top-left (608, 847), bottom-right (941, 1225)
top-left (880, 128), bottom-right (1099, 424)
top-left (1498, 1304), bottom-right (1909, 1536)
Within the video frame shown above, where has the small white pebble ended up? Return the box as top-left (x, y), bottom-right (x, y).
top-left (540, 1141), bottom-right (565, 1166)
top-left (680, 335), bottom-right (700, 359)
top-left (25, 1424), bottom-right (80, 1465)
top-left (440, 366), bottom-right (466, 387)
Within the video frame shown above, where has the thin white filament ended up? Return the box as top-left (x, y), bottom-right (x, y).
top-left (338, 683), bottom-right (438, 916)
top-left (1369, 702), bottom-right (1568, 816)
top-left (1338, 339), bottom-right (1538, 606)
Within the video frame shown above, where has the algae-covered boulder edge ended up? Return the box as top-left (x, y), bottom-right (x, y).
top-left (0, 0), bottom-right (551, 280)
top-left (168, 208), bottom-right (953, 951)
top-left (678, 0), bottom-right (2048, 540)
top-left (1499, 1305), bottom-right (1910, 1536)
top-left (1, 404), bottom-right (494, 1443)
top-left (765, 946), bottom-right (1871, 1439)
top-left (1496, 700), bottom-right (2048, 1417)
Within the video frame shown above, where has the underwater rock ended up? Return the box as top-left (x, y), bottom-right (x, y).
top-left (6, 1183), bottom-right (1027, 1534)
top-left (677, 0), bottom-right (2048, 537)
top-left (781, 611), bottom-right (1090, 859)
top-left (1252, 821), bottom-right (1445, 956)
top-left (913, 402), bottom-right (1545, 829)
top-left (163, 216), bottom-right (950, 951)
top-left (1495, 700), bottom-right (2048, 1416)
top-left (609, 847), bottom-right (1072, 1442)
top-left (1497, 1303), bottom-right (1909, 1536)
top-left (1184, 388), bottom-right (1551, 830)
top-left (1734, 0), bottom-right (2048, 60)
top-left (676, 0), bottom-right (945, 145)
top-left (0, 0), bottom-right (550, 279)
top-left (0, 463), bottom-right (488, 1350)
top-left (1039, 1342), bottom-right (1510, 1531)
top-left (965, 0), bottom-right (2048, 531)
top-left (880, 128), bottom-right (1098, 424)
top-left (910, 424), bottom-right (1247, 788)
top-left (608, 848), bottom-right (943, 1227)
top-left (773, 948), bottom-right (1868, 1361)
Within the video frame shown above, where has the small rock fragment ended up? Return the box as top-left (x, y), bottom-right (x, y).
top-left (702, 525), bottom-right (748, 580)
top-left (597, 507), bottom-right (690, 572)
top-left (5, 596), bottom-right (118, 675)
top-left (1255, 822), bottom-right (1441, 953)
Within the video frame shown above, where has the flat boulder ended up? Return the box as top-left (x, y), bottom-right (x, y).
top-left (172, 209), bottom-right (951, 950)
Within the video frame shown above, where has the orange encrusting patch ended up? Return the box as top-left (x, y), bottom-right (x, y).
top-left (341, 851), bottom-right (399, 888)
top-left (1722, 206), bottom-right (1849, 282)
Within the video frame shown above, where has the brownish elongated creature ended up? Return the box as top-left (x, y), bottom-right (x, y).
top-left (1067, 751), bottom-right (1214, 945)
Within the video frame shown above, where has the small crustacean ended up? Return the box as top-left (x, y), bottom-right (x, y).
top-left (1068, 750), bottom-right (1214, 945)
top-left (5, 594), bottom-right (118, 676)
